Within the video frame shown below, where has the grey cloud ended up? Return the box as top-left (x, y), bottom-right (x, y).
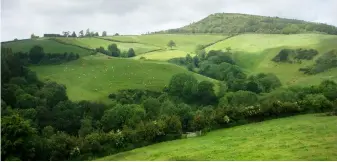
top-left (1, 0), bottom-right (337, 41)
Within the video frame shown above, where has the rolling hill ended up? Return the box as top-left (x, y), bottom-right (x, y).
top-left (98, 114), bottom-right (337, 161)
top-left (1, 39), bottom-right (93, 56)
top-left (103, 34), bottom-right (228, 53)
top-left (31, 54), bottom-right (218, 103)
top-left (205, 33), bottom-right (337, 86)
top-left (53, 37), bottom-right (161, 55)
top-left (156, 13), bottom-right (337, 35)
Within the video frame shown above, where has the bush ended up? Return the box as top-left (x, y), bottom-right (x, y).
top-left (300, 94), bottom-right (333, 113)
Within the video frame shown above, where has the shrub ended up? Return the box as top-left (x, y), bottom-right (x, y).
top-left (300, 94), bottom-right (333, 113)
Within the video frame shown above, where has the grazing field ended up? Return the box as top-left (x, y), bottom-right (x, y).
top-left (54, 37), bottom-right (160, 55)
top-left (133, 49), bottom-right (194, 61)
top-left (206, 34), bottom-right (337, 86)
top-left (104, 34), bottom-right (228, 52)
top-left (98, 114), bottom-right (337, 161)
top-left (1, 39), bottom-right (92, 56)
top-left (31, 54), bottom-right (218, 102)
top-left (206, 34), bottom-right (336, 53)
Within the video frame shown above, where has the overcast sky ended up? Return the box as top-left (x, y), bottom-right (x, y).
top-left (1, 0), bottom-right (337, 41)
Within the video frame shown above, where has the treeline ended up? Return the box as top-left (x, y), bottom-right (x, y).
top-left (1, 46), bottom-right (79, 66)
top-left (95, 44), bottom-right (136, 58)
top-left (2, 46), bottom-right (337, 161)
top-left (42, 29), bottom-right (120, 38)
top-left (272, 48), bottom-right (318, 63)
top-left (155, 13), bottom-right (337, 35)
top-left (299, 49), bottom-right (337, 74)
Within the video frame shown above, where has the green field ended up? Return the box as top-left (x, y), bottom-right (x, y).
top-left (104, 34), bottom-right (228, 52)
top-left (31, 54), bottom-right (218, 103)
top-left (54, 37), bottom-right (160, 55)
top-left (133, 49), bottom-right (193, 61)
top-left (1, 39), bottom-right (92, 56)
top-left (205, 34), bottom-right (337, 86)
top-left (98, 114), bottom-right (337, 161)
top-left (206, 34), bottom-right (336, 53)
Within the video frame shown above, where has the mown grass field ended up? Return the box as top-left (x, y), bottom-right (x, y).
top-left (1, 39), bottom-right (92, 56)
top-left (98, 114), bottom-right (337, 161)
top-left (104, 34), bottom-right (228, 52)
top-left (54, 37), bottom-right (160, 55)
top-left (31, 54), bottom-right (218, 103)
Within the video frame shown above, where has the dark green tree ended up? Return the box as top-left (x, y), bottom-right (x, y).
top-left (127, 48), bottom-right (136, 57)
top-left (167, 40), bottom-right (176, 50)
top-left (29, 45), bottom-right (45, 64)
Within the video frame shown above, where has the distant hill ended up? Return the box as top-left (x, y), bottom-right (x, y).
top-left (155, 13), bottom-right (337, 35)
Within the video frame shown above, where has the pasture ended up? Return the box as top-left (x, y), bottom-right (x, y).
top-left (133, 49), bottom-right (194, 61)
top-left (104, 34), bottom-right (228, 52)
top-left (206, 34), bottom-right (337, 53)
top-left (98, 114), bottom-right (337, 161)
top-left (54, 37), bottom-right (160, 55)
top-left (208, 34), bottom-right (337, 86)
top-left (1, 39), bottom-right (92, 56)
top-left (31, 54), bottom-right (218, 103)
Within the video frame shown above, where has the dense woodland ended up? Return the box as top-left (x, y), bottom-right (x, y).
top-left (1, 43), bottom-right (337, 160)
top-left (155, 13), bottom-right (337, 35)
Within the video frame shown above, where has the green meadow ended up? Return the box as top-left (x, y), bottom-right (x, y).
top-left (31, 54), bottom-right (217, 103)
top-left (98, 114), bottom-right (337, 161)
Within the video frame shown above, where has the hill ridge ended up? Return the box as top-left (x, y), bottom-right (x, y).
top-left (155, 13), bottom-right (337, 35)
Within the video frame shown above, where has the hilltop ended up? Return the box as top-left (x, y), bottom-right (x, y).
top-left (156, 13), bottom-right (337, 35)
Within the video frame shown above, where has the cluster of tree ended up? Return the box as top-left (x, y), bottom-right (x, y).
top-left (169, 49), bottom-right (281, 93)
top-left (299, 50), bottom-right (337, 74)
top-left (30, 34), bottom-right (39, 39)
top-left (43, 29), bottom-right (109, 38)
top-left (95, 44), bottom-right (136, 58)
top-left (1, 46), bottom-right (79, 66)
top-left (154, 13), bottom-right (337, 35)
top-left (272, 48), bottom-right (318, 63)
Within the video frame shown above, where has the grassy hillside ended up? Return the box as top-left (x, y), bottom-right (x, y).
top-left (1, 39), bottom-right (92, 56)
top-left (157, 13), bottom-right (337, 35)
top-left (104, 34), bottom-right (227, 53)
top-left (54, 37), bottom-right (160, 55)
top-left (31, 54), bottom-right (218, 103)
top-left (205, 34), bottom-right (337, 86)
top-left (98, 114), bottom-right (337, 161)
top-left (133, 50), bottom-right (192, 61)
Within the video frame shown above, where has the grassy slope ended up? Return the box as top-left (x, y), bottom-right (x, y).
top-left (105, 34), bottom-right (227, 61)
top-left (159, 13), bottom-right (337, 35)
top-left (1, 39), bottom-right (92, 56)
top-left (206, 34), bottom-right (337, 86)
top-left (98, 114), bottom-right (337, 161)
top-left (105, 34), bottom-right (227, 52)
top-left (31, 54), bottom-right (218, 103)
top-left (54, 37), bottom-right (160, 55)
top-left (132, 50), bottom-right (193, 61)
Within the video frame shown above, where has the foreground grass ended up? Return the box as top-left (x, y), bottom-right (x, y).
top-left (1, 39), bottom-right (92, 56)
top-left (98, 114), bottom-right (337, 161)
top-left (31, 54), bottom-right (217, 103)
